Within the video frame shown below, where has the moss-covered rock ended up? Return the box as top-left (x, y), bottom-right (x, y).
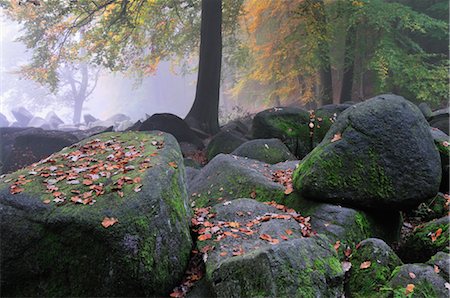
top-left (293, 94), bottom-right (441, 210)
top-left (199, 199), bottom-right (344, 297)
top-left (398, 216), bottom-right (449, 263)
top-left (388, 264), bottom-right (449, 297)
top-left (0, 131), bottom-right (192, 297)
top-left (231, 138), bottom-right (297, 164)
top-left (430, 128), bottom-right (449, 193)
top-left (348, 238), bottom-right (403, 297)
top-left (312, 104), bottom-right (351, 147)
top-left (252, 107), bottom-right (312, 158)
top-left (426, 252), bottom-right (450, 281)
top-left (411, 192), bottom-right (448, 222)
top-left (207, 130), bottom-right (248, 161)
top-left (188, 154), bottom-right (299, 208)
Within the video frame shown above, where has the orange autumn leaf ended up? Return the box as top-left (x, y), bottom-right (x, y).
top-left (334, 240), bottom-right (341, 252)
top-left (168, 162), bottom-right (178, 169)
top-left (405, 284), bottom-right (415, 295)
top-left (284, 187), bottom-right (293, 195)
top-left (43, 199), bottom-right (51, 204)
top-left (331, 133), bottom-right (342, 143)
top-left (285, 229), bottom-right (293, 235)
top-left (431, 228), bottom-right (443, 242)
top-left (250, 191), bottom-right (257, 199)
top-left (198, 234), bottom-right (212, 241)
top-left (260, 233), bottom-right (272, 242)
top-left (83, 179), bottom-right (93, 186)
top-left (102, 217), bottom-right (118, 228)
top-left (360, 261), bottom-right (371, 269)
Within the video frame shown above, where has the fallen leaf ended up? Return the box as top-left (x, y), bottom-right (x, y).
top-left (284, 187), bottom-right (293, 195)
top-left (434, 265), bottom-right (440, 273)
top-left (445, 282), bottom-right (450, 290)
top-left (102, 217), bottom-right (118, 228)
top-left (331, 133), bottom-right (342, 143)
top-left (431, 228), bottom-right (443, 242)
top-left (334, 240), bottom-right (341, 252)
top-left (250, 191), bottom-right (257, 199)
top-left (360, 261), bottom-right (371, 269)
top-left (168, 162), bottom-right (178, 169)
top-left (405, 284), bottom-right (415, 295)
top-left (285, 229), bottom-right (293, 235)
top-left (83, 179), bottom-right (93, 186)
top-left (198, 234), bottom-right (212, 241)
top-left (220, 251), bottom-right (228, 257)
top-left (409, 272), bottom-right (416, 279)
top-left (43, 199), bottom-right (51, 204)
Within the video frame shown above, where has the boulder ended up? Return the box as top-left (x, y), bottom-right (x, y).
top-left (69, 126), bottom-right (114, 141)
top-left (138, 113), bottom-right (204, 149)
top-left (197, 199), bottom-right (344, 297)
top-left (83, 113), bottom-right (98, 125)
top-left (0, 112), bottom-right (9, 127)
top-left (429, 108), bottom-right (449, 135)
top-left (231, 138), bottom-right (297, 164)
top-left (116, 120), bottom-right (134, 131)
top-left (388, 264), bottom-right (449, 297)
top-left (313, 104), bottom-right (352, 146)
top-left (293, 94), bottom-right (441, 210)
top-left (418, 102), bottom-right (433, 120)
top-left (220, 120), bottom-right (250, 136)
top-left (297, 203), bottom-right (402, 248)
top-left (431, 128), bottom-right (449, 193)
top-left (11, 106), bottom-right (33, 126)
top-left (1, 128), bottom-right (79, 174)
top-left (411, 192), bottom-right (448, 222)
top-left (348, 238), bottom-right (403, 297)
top-left (0, 131), bottom-right (192, 297)
top-left (45, 111), bottom-right (64, 129)
top-left (106, 113), bottom-right (131, 123)
top-left (426, 252), bottom-right (450, 281)
top-left (188, 154), bottom-right (296, 207)
top-left (398, 216), bottom-right (449, 263)
top-left (207, 130), bottom-right (248, 161)
top-left (252, 107), bottom-right (312, 158)
top-left (28, 116), bottom-right (52, 130)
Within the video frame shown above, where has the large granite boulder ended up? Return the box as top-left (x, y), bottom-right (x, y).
top-left (195, 199), bottom-right (344, 297)
top-left (348, 238), bottom-right (403, 297)
top-left (45, 111), bottom-right (64, 129)
top-left (11, 106), bottom-right (33, 126)
top-left (188, 154), bottom-right (297, 208)
top-left (138, 113), bottom-right (204, 149)
top-left (0, 128), bottom-right (79, 174)
top-left (28, 116), bottom-right (52, 130)
top-left (206, 129), bottom-right (248, 161)
top-left (0, 131), bottom-right (192, 296)
top-left (293, 94), bottom-right (441, 210)
top-left (430, 128), bottom-right (449, 193)
top-left (0, 112), bottom-right (9, 127)
top-left (231, 138), bottom-right (296, 164)
top-left (388, 264), bottom-right (449, 297)
top-left (252, 107), bottom-right (312, 158)
top-left (429, 108), bottom-right (449, 135)
top-left (398, 216), bottom-right (449, 263)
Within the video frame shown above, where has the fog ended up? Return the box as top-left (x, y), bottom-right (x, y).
top-left (0, 17), bottom-right (204, 124)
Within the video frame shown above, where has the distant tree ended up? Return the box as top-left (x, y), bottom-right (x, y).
top-left (2, 0), bottom-right (244, 134)
top-left (59, 63), bottom-right (100, 124)
top-left (232, 0), bottom-right (448, 107)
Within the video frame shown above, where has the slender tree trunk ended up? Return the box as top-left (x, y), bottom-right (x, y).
top-left (184, 0), bottom-right (222, 135)
top-left (320, 67), bottom-right (333, 105)
top-left (73, 97), bottom-right (84, 124)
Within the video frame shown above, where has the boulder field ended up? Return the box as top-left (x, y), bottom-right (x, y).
top-left (1, 94), bottom-right (449, 297)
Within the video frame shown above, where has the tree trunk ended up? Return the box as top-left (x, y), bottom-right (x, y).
top-left (320, 67), bottom-right (333, 105)
top-left (73, 97), bottom-right (84, 124)
top-left (184, 0), bottom-right (222, 135)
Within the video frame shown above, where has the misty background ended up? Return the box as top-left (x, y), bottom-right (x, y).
top-left (1, 16), bottom-right (233, 124)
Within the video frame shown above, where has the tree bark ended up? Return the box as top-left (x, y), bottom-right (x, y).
top-left (184, 0), bottom-right (222, 135)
